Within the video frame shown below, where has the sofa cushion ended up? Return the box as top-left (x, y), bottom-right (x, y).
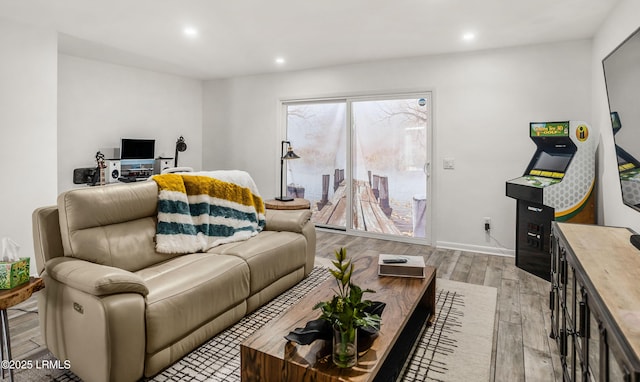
top-left (210, 231), bottom-right (307, 294)
top-left (57, 182), bottom-right (182, 272)
top-left (137, 253), bottom-right (250, 354)
top-left (264, 209), bottom-right (312, 233)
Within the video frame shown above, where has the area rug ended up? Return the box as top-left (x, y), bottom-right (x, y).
top-left (27, 269), bottom-right (496, 382)
top-left (399, 278), bottom-right (497, 382)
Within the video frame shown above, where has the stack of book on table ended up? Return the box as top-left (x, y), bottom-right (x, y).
top-left (377, 254), bottom-right (426, 278)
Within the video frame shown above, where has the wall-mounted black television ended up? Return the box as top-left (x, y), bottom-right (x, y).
top-left (121, 138), bottom-right (155, 159)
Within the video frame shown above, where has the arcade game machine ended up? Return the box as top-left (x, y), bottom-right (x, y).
top-left (506, 121), bottom-right (596, 281)
top-left (611, 112), bottom-right (640, 207)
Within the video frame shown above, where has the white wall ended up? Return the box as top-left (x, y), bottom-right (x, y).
top-left (203, 40), bottom-right (592, 255)
top-left (58, 55), bottom-right (203, 192)
top-left (0, 18), bottom-right (57, 275)
top-left (593, 0), bottom-right (640, 231)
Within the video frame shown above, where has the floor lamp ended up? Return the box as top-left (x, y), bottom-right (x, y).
top-left (174, 136), bottom-right (187, 167)
top-left (275, 141), bottom-right (300, 201)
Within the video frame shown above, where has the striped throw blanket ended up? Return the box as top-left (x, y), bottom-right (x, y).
top-left (152, 173), bottom-right (266, 254)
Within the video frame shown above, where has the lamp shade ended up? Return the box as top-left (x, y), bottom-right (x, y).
top-left (282, 146), bottom-right (300, 160)
top-left (176, 136), bottom-right (187, 152)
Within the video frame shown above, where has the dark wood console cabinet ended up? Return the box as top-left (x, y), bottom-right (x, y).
top-left (550, 222), bottom-right (640, 381)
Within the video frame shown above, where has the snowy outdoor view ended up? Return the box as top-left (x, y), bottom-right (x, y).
top-left (285, 97), bottom-right (429, 239)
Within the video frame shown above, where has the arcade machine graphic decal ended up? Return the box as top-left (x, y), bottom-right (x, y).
top-left (506, 121), bottom-right (596, 280)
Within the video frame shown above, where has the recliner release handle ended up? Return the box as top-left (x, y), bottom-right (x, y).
top-left (73, 302), bottom-right (84, 314)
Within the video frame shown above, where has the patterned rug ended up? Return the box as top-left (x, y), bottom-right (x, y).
top-left (25, 268), bottom-right (496, 382)
top-left (151, 267), bottom-right (332, 382)
top-left (400, 278), bottom-right (497, 381)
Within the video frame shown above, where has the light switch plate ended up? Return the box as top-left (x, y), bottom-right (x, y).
top-left (443, 158), bottom-right (455, 169)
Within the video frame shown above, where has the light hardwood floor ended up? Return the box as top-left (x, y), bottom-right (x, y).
top-left (7, 230), bottom-right (562, 381)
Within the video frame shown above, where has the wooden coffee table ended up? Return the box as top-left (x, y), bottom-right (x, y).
top-left (241, 251), bottom-right (436, 381)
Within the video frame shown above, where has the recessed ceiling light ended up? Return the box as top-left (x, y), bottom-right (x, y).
top-left (462, 32), bottom-right (476, 41)
top-left (183, 27), bottom-right (198, 37)
top-left (275, 57), bottom-right (286, 65)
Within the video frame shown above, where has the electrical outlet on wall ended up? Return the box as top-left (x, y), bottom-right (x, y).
top-left (484, 217), bottom-right (491, 232)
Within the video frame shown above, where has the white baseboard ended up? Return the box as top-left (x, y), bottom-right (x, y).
top-left (316, 227), bottom-right (515, 257)
top-left (436, 241), bottom-right (515, 257)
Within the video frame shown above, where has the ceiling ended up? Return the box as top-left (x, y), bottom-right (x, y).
top-left (0, 0), bottom-right (620, 80)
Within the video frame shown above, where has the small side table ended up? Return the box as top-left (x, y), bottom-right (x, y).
top-left (0, 277), bottom-right (44, 382)
top-left (264, 198), bottom-right (310, 210)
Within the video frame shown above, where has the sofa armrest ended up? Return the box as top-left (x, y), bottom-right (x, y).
top-left (264, 209), bottom-right (312, 233)
top-left (46, 257), bottom-right (149, 297)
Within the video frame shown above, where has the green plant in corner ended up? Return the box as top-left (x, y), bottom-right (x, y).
top-left (313, 247), bottom-right (381, 367)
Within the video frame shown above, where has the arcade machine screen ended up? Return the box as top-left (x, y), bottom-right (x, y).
top-left (617, 148), bottom-right (640, 178)
top-left (611, 111), bottom-right (621, 133)
top-left (530, 151), bottom-right (573, 174)
top-left (618, 154), bottom-right (631, 167)
top-left (520, 151), bottom-right (574, 188)
top-left (612, 112), bottom-right (640, 176)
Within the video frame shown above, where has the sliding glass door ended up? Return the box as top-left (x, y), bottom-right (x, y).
top-left (284, 94), bottom-right (431, 243)
top-left (285, 101), bottom-right (347, 229)
top-left (350, 97), bottom-right (430, 239)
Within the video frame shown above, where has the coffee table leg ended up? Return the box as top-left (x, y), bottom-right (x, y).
top-left (426, 277), bottom-right (436, 325)
top-left (1, 309), bottom-right (13, 382)
top-left (0, 309), bottom-right (5, 379)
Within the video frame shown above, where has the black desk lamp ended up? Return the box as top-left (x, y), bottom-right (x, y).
top-left (174, 136), bottom-right (187, 167)
top-left (276, 141), bottom-right (300, 201)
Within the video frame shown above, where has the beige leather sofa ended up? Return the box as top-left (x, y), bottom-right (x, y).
top-left (32, 181), bottom-right (315, 382)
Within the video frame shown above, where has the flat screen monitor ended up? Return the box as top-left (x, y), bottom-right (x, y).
top-left (121, 138), bottom-right (155, 159)
top-left (531, 151), bottom-right (573, 173)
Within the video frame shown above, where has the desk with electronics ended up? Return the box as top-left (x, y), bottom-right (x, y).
top-left (73, 138), bottom-right (174, 186)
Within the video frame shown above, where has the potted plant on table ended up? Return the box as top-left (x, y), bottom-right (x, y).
top-left (313, 248), bottom-right (382, 368)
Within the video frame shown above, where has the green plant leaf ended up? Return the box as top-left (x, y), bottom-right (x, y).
top-left (317, 247), bottom-right (380, 332)
top-left (342, 263), bottom-right (353, 286)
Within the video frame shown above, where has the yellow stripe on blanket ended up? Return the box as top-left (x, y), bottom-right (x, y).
top-left (154, 174), bottom-right (265, 213)
top-left (152, 173), bottom-right (187, 193)
top-left (183, 175), bottom-right (265, 214)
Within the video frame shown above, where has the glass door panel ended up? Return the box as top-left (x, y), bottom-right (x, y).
top-left (350, 97), bottom-right (429, 239)
top-left (285, 102), bottom-right (347, 229)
